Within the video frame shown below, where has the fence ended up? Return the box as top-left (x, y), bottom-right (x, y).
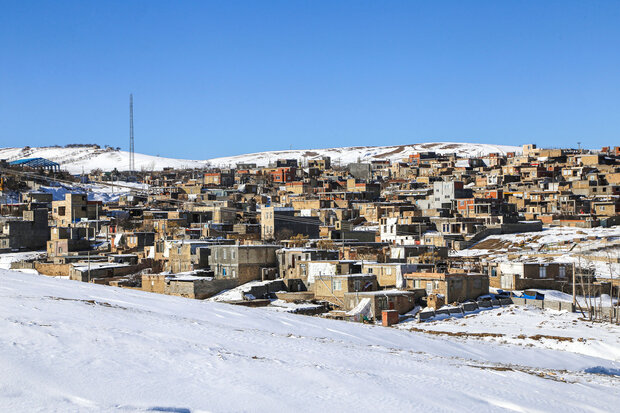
top-left (417, 298), bottom-right (513, 321)
top-left (418, 296), bottom-right (619, 322)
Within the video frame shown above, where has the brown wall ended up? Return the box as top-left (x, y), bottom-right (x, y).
top-left (34, 262), bottom-right (73, 277)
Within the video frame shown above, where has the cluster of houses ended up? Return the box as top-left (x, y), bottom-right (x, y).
top-left (1, 144), bottom-right (619, 322)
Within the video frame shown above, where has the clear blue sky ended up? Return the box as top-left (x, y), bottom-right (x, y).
top-left (1, 1), bottom-right (619, 159)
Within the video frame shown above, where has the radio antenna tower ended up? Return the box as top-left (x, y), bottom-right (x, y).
top-left (129, 94), bottom-right (135, 173)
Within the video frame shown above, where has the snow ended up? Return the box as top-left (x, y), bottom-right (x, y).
top-left (1, 269), bottom-right (619, 411)
top-left (345, 297), bottom-right (372, 317)
top-left (397, 305), bottom-right (620, 363)
top-left (0, 142), bottom-right (521, 173)
top-left (0, 146), bottom-right (206, 174)
top-left (456, 226), bottom-right (620, 279)
top-left (208, 279), bottom-right (279, 302)
top-left (0, 250), bottom-right (46, 270)
top-left (207, 142), bottom-right (521, 168)
top-left (266, 299), bottom-right (324, 313)
top-left (510, 289), bottom-right (619, 307)
top-left (35, 181), bottom-right (149, 204)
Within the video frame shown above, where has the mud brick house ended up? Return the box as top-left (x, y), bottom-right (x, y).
top-left (313, 274), bottom-right (377, 306)
top-left (404, 272), bottom-right (489, 303)
top-left (485, 261), bottom-right (573, 290)
top-left (51, 193), bottom-right (102, 226)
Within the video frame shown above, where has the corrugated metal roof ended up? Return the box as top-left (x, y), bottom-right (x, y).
top-left (9, 157), bottom-right (59, 168)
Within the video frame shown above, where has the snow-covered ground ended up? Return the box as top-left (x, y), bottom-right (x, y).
top-left (398, 305), bottom-right (620, 363)
top-left (0, 142), bottom-right (520, 173)
top-left (0, 251), bottom-right (46, 270)
top-left (1, 270), bottom-right (619, 411)
top-left (456, 226), bottom-right (620, 279)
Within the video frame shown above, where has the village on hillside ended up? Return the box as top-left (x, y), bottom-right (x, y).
top-left (1, 143), bottom-right (619, 324)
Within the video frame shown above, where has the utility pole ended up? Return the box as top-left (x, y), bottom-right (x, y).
top-left (96, 202), bottom-right (99, 238)
top-left (572, 262), bottom-right (576, 312)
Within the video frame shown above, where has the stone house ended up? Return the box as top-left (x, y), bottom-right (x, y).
top-left (404, 272), bottom-right (489, 304)
top-left (167, 240), bottom-right (213, 273)
top-left (485, 261), bottom-right (572, 290)
top-left (51, 193), bottom-right (102, 226)
top-left (313, 274), bottom-right (377, 306)
top-left (361, 262), bottom-right (417, 289)
top-left (261, 206), bottom-right (321, 240)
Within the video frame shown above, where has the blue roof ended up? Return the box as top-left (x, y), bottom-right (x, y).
top-left (9, 157), bottom-right (59, 168)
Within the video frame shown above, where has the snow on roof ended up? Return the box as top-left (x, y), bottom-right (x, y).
top-left (314, 273), bottom-right (375, 278)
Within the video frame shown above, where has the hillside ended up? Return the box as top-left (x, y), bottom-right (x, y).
top-left (1, 270), bottom-right (618, 412)
top-left (206, 142), bottom-right (521, 168)
top-left (0, 146), bottom-right (207, 174)
top-left (0, 142), bottom-right (520, 173)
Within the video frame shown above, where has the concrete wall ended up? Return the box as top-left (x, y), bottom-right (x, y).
top-left (0, 208), bottom-right (49, 250)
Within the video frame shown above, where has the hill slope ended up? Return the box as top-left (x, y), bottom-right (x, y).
top-left (1, 270), bottom-right (618, 412)
top-left (206, 142), bottom-right (521, 168)
top-left (0, 146), bottom-right (206, 174)
top-left (0, 142), bottom-right (520, 173)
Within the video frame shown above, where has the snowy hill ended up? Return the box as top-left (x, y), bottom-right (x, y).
top-left (206, 141), bottom-right (520, 168)
top-left (0, 146), bottom-right (207, 174)
top-left (1, 270), bottom-right (619, 411)
top-left (0, 142), bottom-right (520, 173)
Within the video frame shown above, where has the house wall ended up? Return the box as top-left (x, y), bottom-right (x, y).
top-left (314, 275), bottom-right (377, 304)
top-left (0, 209), bottom-right (49, 250)
top-left (34, 262), bottom-right (73, 277)
top-left (165, 278), bottom-right (239, 299)
top-left (142, 274), bottom-right (166, 294)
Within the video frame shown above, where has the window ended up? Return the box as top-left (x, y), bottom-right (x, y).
top-left (413, 279), bottom-right (421, 288)
top-left (223, 250), bottom-right (227, 259)
top-left (491, 267), bottom-right (497, 277)
top-left (353, 280), bottom-right (361, 291)
top-left (559, 266), bottom-right (566, 278)
top-left (539, 266), bottom-right (547, 278)
top-left (332, 279), bottom-right (342, 291)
